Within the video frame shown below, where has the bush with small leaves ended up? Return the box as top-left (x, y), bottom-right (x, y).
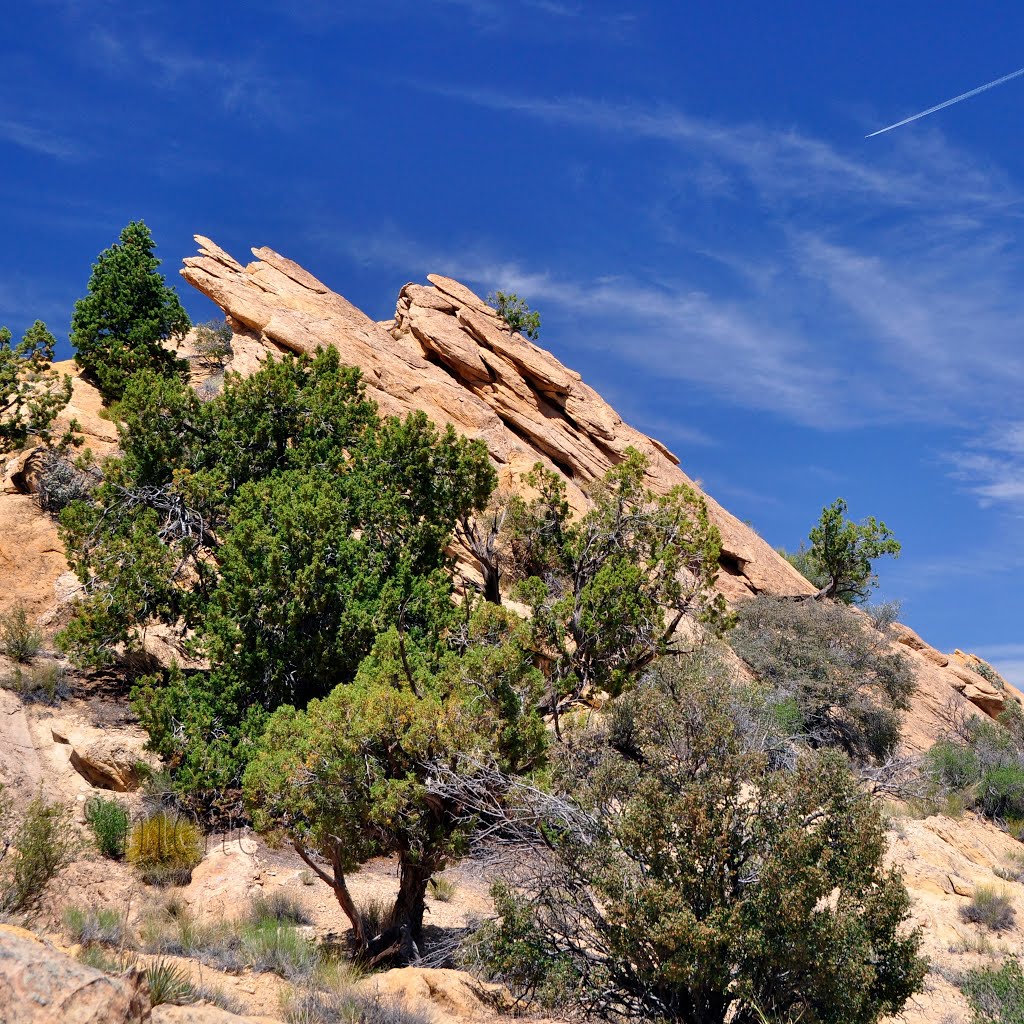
top-left (978, 765), bottom-right (1024, 822)
top-left (0, 795), bottom-right (76, 912)
top-left (925, 740), bottom-right (982, 791)
top-left (127, 811), bottom-right (203, 885)
top-left (961, 956), bottom-right (1024, 1023)
top-left (85, 797), bottom-right (130, 859)
top-left (1, 604), bottom-right (42, 663)
top-left (192, 319), bottom-right (234, 370)
top-left (960, 887), bottom-right (1016, 932)
top-left (487, 291), bottom-right (541, 341)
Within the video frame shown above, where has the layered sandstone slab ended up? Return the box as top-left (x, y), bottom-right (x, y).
top-left (181, 237), bottom-right (815, 603)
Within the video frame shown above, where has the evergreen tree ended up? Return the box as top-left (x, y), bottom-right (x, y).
top-left (71, 221), bottom-right (190, 402)
top-left (0, 321), bottom-right (72, 453)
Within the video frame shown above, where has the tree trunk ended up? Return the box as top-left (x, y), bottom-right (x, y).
top-left (392, 852), bottom-right (433, 947)
top-left (293, 841), bottom-right (364, 949)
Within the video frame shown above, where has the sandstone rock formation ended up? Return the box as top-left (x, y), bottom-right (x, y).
top-left (180, 237), bottom-right (815, 604)
top-left (0, 923), bottom-right (148, 1024)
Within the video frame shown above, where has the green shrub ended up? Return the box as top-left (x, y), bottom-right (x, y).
top-left (77, 945), bottom-right (136, 973)
top-left (729, 595), bottom-right (915, 760)
top-left (284, 988), bottom-right (431, 1024)
top-left (85, 797), bottom-right (130, 859)
top-left (2, 663), bottom-right (69, 704)
top-left (145, 957), bottom-right (195, 1006)
top-left (193, 319), bottom-right (233, 370)
top-left (960, 887), bottom-right (1016, 932)
top-left (63, 905), bottom-right (128, 947)
top-left (1, 604), bottom-right (42, 663)
top-left (926, 740), bottom-right (981, 790)
top-left (127, 811), bottom-right (203, 885)
top-left (0, 795), bottom-right (76, 912)
top-left (978, 765), bottom-right (1024, 821)
top-left (248, 890), bottom-right (312, 926)
top-left (487, 291), bottom-right (541, 341)
top-left (961, 956), bottom-right (1024, 1022)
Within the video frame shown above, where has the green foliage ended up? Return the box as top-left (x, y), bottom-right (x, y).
top-left (84, 797), bottom-right (130, 859)
top-left (145, 957), bottom-right (195, 1006)
top-left (504, 449), bottom-right (730, 718)
top-left (1, 662), bottom-right (68, 704)
top-left (777, 541), bottom-right (828, 591)
top-left (979, 764), bottom-right (1024, 821)
top-left (126, 811), bottom-right (203, 885)
top-left (729, 596), bottom-right (915, 760)
top-left (60, 349), bottom-right (496, 795)
top-left (0, 320), bottom-right (72, 454)
top-left (192, 318), bottom-right (233, 369)
top-left (924, 739), bottom-right (981, 790)
top-left (71, 220), bottom-right (190, 403)
top-left (428, 876), bottom-right (456, 902)
top-left (63, 905), bottom-right (128, 947)
top-left (962, 957), bottom-right (1024, 1023)
top-left (248, 890), bottom-right (312, 926)
top-left (0, 794), bottom-right (76, 913)
top-left (803, 498), bottom-right (901, 603)
top-left (960, 886), bottom-right (1016, 932)
top-left (244, 602), bottom-right (547, 949)
top-left (1, 603), bottom-right (42, 663)
top-left (487, 291), bottom-right (541, 341)
top-left (473, 655), bottom-right (927, 1024)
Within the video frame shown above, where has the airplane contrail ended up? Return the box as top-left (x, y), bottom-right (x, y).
top-left (866, 65), bottom-right (1024, 138)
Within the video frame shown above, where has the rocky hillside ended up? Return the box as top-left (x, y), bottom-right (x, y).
top-left (2, 237), bottom-right (1024, 1022)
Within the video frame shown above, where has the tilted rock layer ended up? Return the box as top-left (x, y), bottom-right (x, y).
top-left (180, 237), bottom-right (812, 604)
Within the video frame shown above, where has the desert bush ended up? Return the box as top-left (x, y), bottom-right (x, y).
top-left (2, 662), bottom-right (69, 704)
top-left (239, 918), bottom-right (321, 978)
top-left (961, 956), bottom-right (1024, 1023)
top-left (63, 905), bottom-right (129, 947)
top-left (926, 740), bottom-right (982, 790)
top-left (248, 890), bottom-right (312, 926)
top-left (127, 811), bottom-right (203, 885)
top-left (77, 944), bottom-right (136, 972)
top-left (959, 887), bottom-right (1016, 932)
top-left (978, 765), bottom-right (1024, 821)
top-left (1, 604), bottom-right (42, 663)
top-left (729, 595), bottom-right (915, 760)
top-left (284, 987), bottom-right (432, 1024)
top-left (0, 795), bottom-right (76, 913)
top-left (37, 450), bottom-right (95, 514)
top-left (146, 957), bottom-right (195, 1006)
top-left (85, 796), bottom-right (130, 859)
top-left (487, 291), bottom-right (541, 341)
top-left (429, 876), bottom-right (456, 903)
top-left (459, 655), bottom-right (926, 1024)
top-left (193, 318), bottom-right (233, 369)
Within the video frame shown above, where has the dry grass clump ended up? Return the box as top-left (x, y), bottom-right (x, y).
top-left (127, 811), bottom-right (203, 886)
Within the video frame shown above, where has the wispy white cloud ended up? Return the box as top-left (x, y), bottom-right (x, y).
top-left (949, 423), bottom-right (1024, 510)
top-left (0, 117), bottom-right (85, 161)
top-left (85, 25), bottom-right (289, 123)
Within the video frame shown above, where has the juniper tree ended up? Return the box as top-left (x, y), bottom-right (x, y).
top-left (71, 220), bottom-right (190, 402)
top-left (0, 321), bottom-right (72, 454)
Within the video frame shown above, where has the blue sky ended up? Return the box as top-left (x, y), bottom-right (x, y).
top-left (3, 2), bottom-right (1023, 682)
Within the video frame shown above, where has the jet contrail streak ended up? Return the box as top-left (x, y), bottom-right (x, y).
top-left (866, 66), bottom-right (1024, 138)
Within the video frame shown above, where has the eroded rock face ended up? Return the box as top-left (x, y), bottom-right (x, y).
top-left (0, 924), bottom-right (149, 1024)
top-left (180, 237), bottom-right (815, 604)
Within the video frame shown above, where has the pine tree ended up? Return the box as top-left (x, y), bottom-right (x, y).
top-left (71, 221), bottom-right (190, 403)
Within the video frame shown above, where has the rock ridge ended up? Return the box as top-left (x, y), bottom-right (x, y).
top-left (181, 237), bottom-right (813, 603)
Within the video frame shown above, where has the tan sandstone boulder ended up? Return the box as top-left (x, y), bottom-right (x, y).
top-left (0, 923), bottom-right (149, 1024)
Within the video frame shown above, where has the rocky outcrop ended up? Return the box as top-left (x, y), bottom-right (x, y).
top-left (180, 237), bottom-right (815, 604)
top-left (0, 924), bottom-right (148, 1024)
